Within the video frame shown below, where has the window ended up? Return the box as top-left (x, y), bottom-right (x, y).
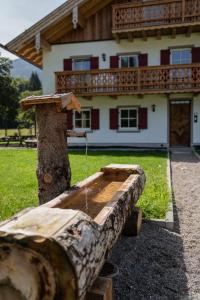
top-left (119, 55), bottom-right (138, 68)
top-left (171, 49), bottom-right (191, 65)
top-left (73, 58), bottom-right (91, 71)
top-left (119, 107), bottom-right (138, 130)
top-left (74, 109), bottom-right (91, 130)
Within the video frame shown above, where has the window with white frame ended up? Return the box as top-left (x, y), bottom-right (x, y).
top-left (119, 55), bottom-right (138, 68)
top-left (119, 107), bottom-right (138, 130)
top-left (74, 109), bottom-right (91, 130)
top-left (73, 58), bottom-right (91, 71)
top-left (170, 48), bottom-right (191, 65)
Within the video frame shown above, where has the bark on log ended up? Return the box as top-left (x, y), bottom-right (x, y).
top-left (36, 104), bottom-right (71, 204)
top-left (0, 165), bottom-right (145, 300)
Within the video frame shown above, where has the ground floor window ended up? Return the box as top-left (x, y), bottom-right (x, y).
top-left (119, 107), bottom-right (138, 130)
top-left (74, 109), bottom-right (91, 130)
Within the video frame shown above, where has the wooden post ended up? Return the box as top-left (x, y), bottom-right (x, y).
top-left (123, 207), bottom-right (142, 236)
top-left (20, 93), bottom-right (81, 204)
top-left (36, 104), bottom-right (71, 204)
top-left (86, 277), bottom-right (113, 300)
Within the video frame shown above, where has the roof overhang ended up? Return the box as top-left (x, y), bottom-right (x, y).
top-left (2, 0), bottom-right (113, 68)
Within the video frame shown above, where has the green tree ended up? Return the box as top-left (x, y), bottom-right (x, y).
top-left (18, 90), bottom-right (42, 135)
top-left (0, 57), bottom-right (19, 131)
top-left (29, 72), bottom-right (42, 91)
top-left (14, 77), bottom-right (29, 93)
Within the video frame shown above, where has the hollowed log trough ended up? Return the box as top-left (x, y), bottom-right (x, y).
top-left (0, 164), bottom-right (145, 300)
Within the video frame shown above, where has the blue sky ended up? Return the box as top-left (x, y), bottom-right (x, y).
top-left (0, 0), bottom-right (65, 59)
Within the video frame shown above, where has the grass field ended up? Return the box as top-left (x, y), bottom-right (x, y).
top-left (0, 128), bottom-right (33, 137)
top-left (0, 150), bottom-right (169, 221)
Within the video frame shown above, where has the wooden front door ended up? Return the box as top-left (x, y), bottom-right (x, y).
top-left (170, 100), bottom-right (191, 147)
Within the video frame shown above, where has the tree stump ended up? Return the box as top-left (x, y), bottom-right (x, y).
top-left (36, 104), bottom-right (71, 204)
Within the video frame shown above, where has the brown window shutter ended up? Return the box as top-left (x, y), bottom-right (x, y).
top-left (139, 54), bottom-right (148, 67)
top-left (160, 50), bottom-right (170, 65)
top-left (110, 108), bottom-right (119, 130)
top-left (64, 59), bottom-right (72, 71)
top-left (67, 110), bottom-right (73, 130)
top-left (91, 57), bottom-right (99, 70)
top-left (192, 47), bottom-right (200, 63)
top-left (110, 56), bottom-right (119, 68)
top-left (138, 108), bottom-right (148, 130)
top-left (91, 109), bottom-right (100, 130)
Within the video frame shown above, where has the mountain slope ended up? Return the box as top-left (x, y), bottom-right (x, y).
top-left (11, 58), bottom-right (42, 80)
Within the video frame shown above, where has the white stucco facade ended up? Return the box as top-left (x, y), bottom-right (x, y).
top-left (42, 34), bottom-right (200, 147)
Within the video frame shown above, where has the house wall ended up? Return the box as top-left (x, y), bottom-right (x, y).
top-left (43, 33), bottom-right (200, 94)
top-left (42, 33), bottom-right (200, 146)
top-left (67, 95), bottom-right (168, 147)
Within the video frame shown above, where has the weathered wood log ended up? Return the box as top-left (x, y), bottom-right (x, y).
top-left (36, 103), bottom-right (71, 204)
top-left (0, 164), bottom-right (145, 300)
top-left (20, 93), bottom-right (81, 204)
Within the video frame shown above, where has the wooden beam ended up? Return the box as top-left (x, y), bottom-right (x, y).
top-left (20, 47), bottom-right (34, 57)
top-left (78, 11), bottom-right (86, 28)
top-left (113, 33), bottom-right (120, 44)
top-left (171, 28), bottom-right (176, 39)
top-left (41, 38), bottom-right (51, 51)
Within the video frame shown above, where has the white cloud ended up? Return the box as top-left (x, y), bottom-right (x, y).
top-left (0, 0), bottom-right (65, 59)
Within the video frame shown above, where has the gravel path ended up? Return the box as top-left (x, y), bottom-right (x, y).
top-left (110, 149), bottom-right (200, 299)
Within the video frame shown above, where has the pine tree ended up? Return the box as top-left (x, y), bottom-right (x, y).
top-left (29, 72), bottom-right (42, 91)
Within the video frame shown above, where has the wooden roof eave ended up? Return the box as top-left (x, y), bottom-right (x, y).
top-left (0, 43), bottom-right (42, 69)
top-left (5, 0), bottom-right (89, 52)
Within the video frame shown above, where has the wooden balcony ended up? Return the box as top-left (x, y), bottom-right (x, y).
top-left (56, 64), bottom-right (200, 96)
top-left (112, 0), bottom-right (200, 40)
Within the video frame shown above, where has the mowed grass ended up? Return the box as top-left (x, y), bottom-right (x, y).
top-left (0, 149), bottom-right (169, 221)
top-left (0, 128), bottom-right (32, 137)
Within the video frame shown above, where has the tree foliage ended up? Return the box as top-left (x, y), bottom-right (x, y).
top-left (17, 90), bottom-right (42, 129)
top-left (29, 72), bottom-right (42, 91)
top-left (0, 57), bottom-right (19, 128)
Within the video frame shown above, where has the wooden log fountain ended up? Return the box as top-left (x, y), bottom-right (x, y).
top-left (0, 164), bottom-right (145, 300)
top-left (0, 93), bottom-right (146, 299)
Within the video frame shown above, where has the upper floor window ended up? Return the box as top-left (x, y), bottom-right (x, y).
top-left (119, 107), bottom-right (138, 130)
top-left (74, 109), bottom-right (91, 130)
top-left (171, 49), bottom-right (191, 65)
top-left (73, 58), bottom-right (91, 71)
top-left (119, 55), bottom-right (138, 68)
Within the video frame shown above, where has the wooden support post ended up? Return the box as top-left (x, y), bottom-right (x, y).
top-left (36, 104), bottom-right (71, 204)
top-left (122, 207), bottom-right (142, 236)
top-left (86, 277), bottom-right (113, 300)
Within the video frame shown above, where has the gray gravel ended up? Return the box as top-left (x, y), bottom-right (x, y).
top-left (110, 149), bottom-right (200, 300)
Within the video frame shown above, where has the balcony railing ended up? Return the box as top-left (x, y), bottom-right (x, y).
top-left (112, 0), bottom-right (200, 33)
top-left (56, 64), bottom-right (200, 96)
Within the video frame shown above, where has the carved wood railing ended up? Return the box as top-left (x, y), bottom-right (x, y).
top-left (112, 0), bottom-right (200, 33)
top-left (56, 64), bottom-right (200, 96)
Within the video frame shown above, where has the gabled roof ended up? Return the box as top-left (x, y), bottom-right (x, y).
top-left (2, 0), bottom-right (113, 68)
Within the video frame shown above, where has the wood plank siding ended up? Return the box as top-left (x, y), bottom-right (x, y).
top-left (56, 63), bottom-right (200, 96)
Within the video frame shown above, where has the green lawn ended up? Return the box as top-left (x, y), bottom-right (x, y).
top-left (0, 128), bottom-right (32, 137)
top-left (0, 149), bottom-right (169, 221)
